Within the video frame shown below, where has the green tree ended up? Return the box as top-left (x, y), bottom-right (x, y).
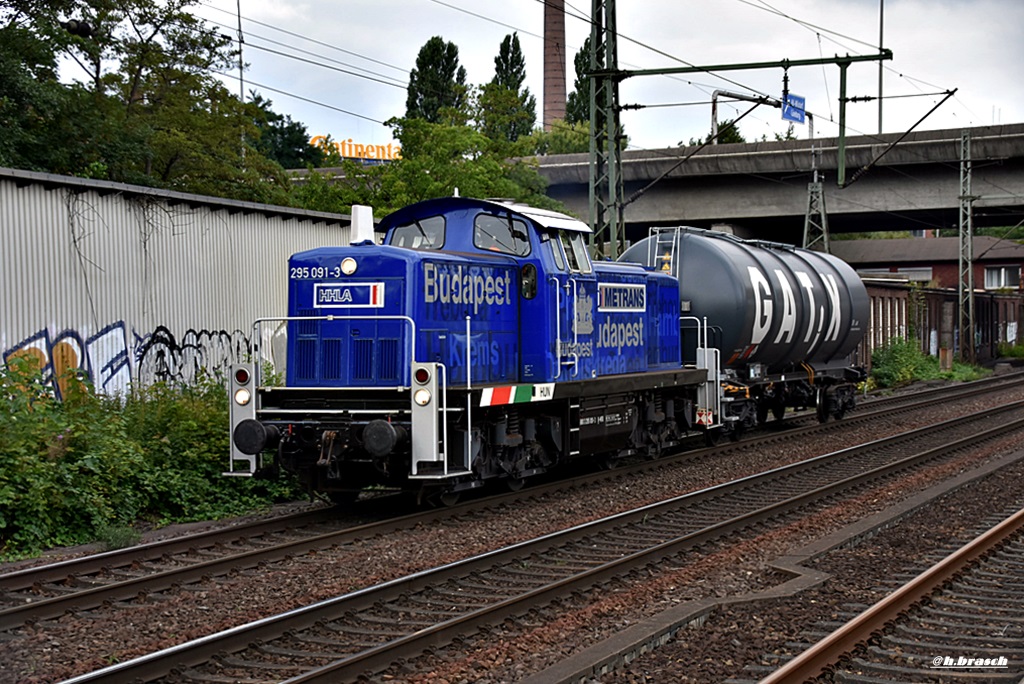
top-left (0, 1), bottom-right (99, 172)
top-left (688, 118), bottom-right (746, 145)
top-left (524, 118), bottom-right (590, 155)
top-left (0, 0), bottom-right (295, 202)
top-left (774, 124), bottom-right (797, 141)
top-left (297, 112), bottom-right (565, 218)
top-left (405, 36), bottom-right (468, 123)
top-left (249, 93), bottom-right (324, 170)
top-left (478, 33), bottom-right (536, 144)
top-left (564, 37), bottom-right (591, 126)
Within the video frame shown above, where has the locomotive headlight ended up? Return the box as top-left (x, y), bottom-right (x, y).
top-left (413, 388), bottom-right (432, 406)
top-left (340, 257), bottom-right (357, 275)
top-left (234, 388), bottom-right (252, 406)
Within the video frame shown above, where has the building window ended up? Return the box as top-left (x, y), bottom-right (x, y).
top-left (984, 265), bottom-right (1020, 290)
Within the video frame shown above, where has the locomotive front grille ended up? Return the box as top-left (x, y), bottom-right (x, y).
top-left (322, 339), bottom-right (343, 379)
top-left (377, 338), bottom-right (400, 382)
top-left (296, 339), bottom-right (317, 381)
top-left (353, 338), bottom-right (374, 381)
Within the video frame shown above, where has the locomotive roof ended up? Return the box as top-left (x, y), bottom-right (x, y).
top-left (379, 196), bottom-right (591, 234)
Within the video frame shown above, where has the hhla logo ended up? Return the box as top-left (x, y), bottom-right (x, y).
top-left (310, 136), bottom-right (402, 161)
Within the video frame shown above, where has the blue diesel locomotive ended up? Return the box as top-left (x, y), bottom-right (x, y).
top-left (228, 196), bottom-right (867, 503)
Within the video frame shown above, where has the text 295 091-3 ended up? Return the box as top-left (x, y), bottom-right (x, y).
top-left (290, 266), bottom-right (341, 279)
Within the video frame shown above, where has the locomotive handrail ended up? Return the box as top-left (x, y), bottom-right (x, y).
top-left (550, 276), bottom-right (567, 380)
top-left (247, 314), bottom-right (417, 388)
top-left (570, 278), bottom-right (580, 377)
top-left (550, 275), bottom-right (580, 380)
top-left (680, 315), bottom-right (709, 350)
top-left (464, 316), bottom-right (471, 467)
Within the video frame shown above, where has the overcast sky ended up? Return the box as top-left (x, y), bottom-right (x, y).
top-left (193, 0), bottom-right (1023, 152)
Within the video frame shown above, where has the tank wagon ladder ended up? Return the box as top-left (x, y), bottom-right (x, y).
top-left (648, 226), bottom-right (683, 275)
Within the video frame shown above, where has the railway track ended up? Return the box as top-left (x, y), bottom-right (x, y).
top-left (56, 399), bottom-right (1024, 683)
top-left (2, 373), bottom-right (1022, 637)
top-left (761, 507), bottom-right (1024, 683)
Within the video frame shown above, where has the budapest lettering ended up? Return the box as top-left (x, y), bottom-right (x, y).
top-left (423, 262), bottom-right (513, 316)
top-left (597, 319), bottom-right (645, 354)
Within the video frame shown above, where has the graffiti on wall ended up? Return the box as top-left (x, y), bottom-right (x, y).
top-left (3, 322), bottom-right (252, 398)
top-left (134, 327), bottom-right (251, 385)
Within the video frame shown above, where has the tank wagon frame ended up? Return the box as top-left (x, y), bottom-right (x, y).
top-left (227, 197), bottom-right (866, 504)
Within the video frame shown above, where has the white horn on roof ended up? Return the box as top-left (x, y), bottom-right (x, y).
top-left (350, 205), bottom-right (374, 244)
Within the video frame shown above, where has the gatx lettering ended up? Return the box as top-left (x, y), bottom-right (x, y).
top-left (748, 267), bottom-right (843, 346)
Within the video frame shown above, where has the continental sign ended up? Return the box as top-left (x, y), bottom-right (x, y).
top-left (310, 135), bottom-right (402, 161)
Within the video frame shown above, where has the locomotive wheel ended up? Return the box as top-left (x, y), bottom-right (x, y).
top-left (704, 428), bottom-right (722, 447)
top-left (439, 491), bottom-right (461, 507)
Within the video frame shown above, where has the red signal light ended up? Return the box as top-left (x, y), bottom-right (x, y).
top-left (414, 367), bottom-right (430, 385)
top-left (235, 368), bottom-right (251, 385)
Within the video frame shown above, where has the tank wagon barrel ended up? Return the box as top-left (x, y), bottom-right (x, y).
top-left (620, 227), bottom-right (868, 426)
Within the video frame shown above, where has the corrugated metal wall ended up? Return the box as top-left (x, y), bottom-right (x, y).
top-left (1, 169), bottom-right (352, 394)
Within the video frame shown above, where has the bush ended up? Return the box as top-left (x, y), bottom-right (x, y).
top-left (997, 342), bottom-right (1024, 359)
top-left (871, 338), bottom-right (989, 388)
top-left (0, 361), bottom-right (302, 559)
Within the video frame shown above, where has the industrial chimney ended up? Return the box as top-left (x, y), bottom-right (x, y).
top-left (543, 0), bottom-right (567, 130)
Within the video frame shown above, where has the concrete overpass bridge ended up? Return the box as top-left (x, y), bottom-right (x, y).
top-left (537, 123), bottom-right (1024, 246)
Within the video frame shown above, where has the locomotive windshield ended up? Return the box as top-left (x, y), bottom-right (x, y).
top-left (389, 215), bottom-right (445, 249)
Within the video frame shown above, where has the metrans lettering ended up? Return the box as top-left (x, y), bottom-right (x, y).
top-left (423, 263), bottom-right (513, 315)
top-left (598, 283), bottom-right (646, 312)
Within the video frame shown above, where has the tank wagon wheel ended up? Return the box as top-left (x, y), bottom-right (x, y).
top-left (756, 403), bottom-right (770, 426)
top-left (506, 477), bottom-right (526, 492)
top-left (729, 424), bottom-right (743, 442)
top-left (704, 428), bottom-right (723, 447)
top-left (328, 491), bottom-right (360, 508)
top-left (772, 403), bottom-right (786, 421)
top-left (815, 388), bottom-right (831, 424)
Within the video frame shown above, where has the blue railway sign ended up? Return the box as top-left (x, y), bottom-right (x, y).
top-left (782, 94), bottom-right (806, 124)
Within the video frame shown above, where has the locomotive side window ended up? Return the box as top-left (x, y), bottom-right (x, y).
top-left (558, 232), bottom-right (592, 274)
top-left (547, 233), bottom-right (567, 271)
top-left (389, 215), bottom-right (445, 249)
top-left (474, 214), bottom-right (531, 256)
